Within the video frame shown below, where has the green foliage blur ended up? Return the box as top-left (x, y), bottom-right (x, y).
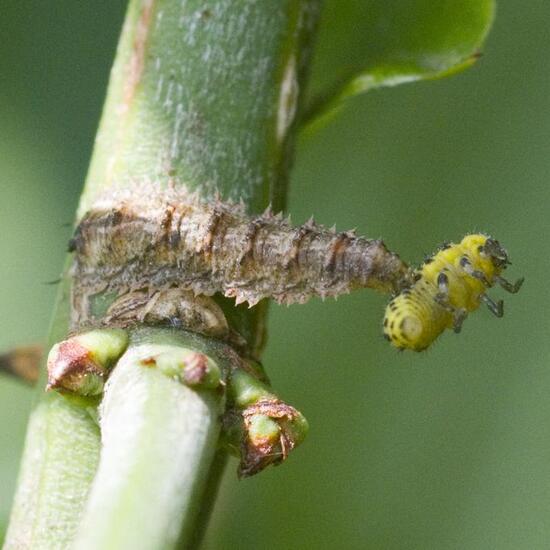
top-left (1, 2), bottom-right (548, 549)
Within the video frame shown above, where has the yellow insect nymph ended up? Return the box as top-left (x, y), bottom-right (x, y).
top-left (383, 234), bottom-right (523, 351)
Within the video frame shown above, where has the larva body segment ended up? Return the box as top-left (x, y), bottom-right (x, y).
top-left (383, 279), bottom-right (450, 352)
top-left (383, 234), bottom-right (523, 351)
top-left (70, 187), bottom-right (411, 332)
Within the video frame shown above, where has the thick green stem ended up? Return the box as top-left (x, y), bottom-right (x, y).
top-left (7, 0), bottom-right (321, 548)
top-left (80, 0), bottom-right (320, 215)
top-left (4, 276), bottom-right (103, 550)
top-left (4, 396), bottom-right (100, 550)
top-left (74, 331), bottom-right (224, 550)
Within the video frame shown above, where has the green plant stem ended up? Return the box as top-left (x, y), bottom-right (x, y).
top-left (74, 331), bottom-right (224, 550)
top-left (4, 273), bottom-right (102, 550)
top-left (6, 0), bottom-right (321, 548)
top-left (4, 397), bottom-right (100, 550)
top-left (185, 448), bottom-right (228, 549)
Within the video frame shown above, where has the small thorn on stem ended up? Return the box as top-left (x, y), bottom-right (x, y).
top-left (47, 329), bottom-right (128, 396)
top-left (237, 398), bottom-right (308, 478)
top-left (139, 346), bottom-right (221, 390)
top-left (223, 368), bottom-right (308, 477)
top-left (182, 352), bottom-right (210, 387)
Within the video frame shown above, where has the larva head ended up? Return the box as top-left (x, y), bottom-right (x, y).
top-left (460, 234), bottom-right (510, 279)
top-left (481, 238), bottom-right (510, 269)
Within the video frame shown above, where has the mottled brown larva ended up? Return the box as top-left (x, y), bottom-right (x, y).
top-left (70, 186), bottom-right (411, 332)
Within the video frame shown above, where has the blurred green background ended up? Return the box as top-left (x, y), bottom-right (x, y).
top-left (1, 2), bottom-right (548, 549)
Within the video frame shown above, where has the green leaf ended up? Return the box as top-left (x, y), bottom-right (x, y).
top-left (303, 0), bottom-right (495, 130)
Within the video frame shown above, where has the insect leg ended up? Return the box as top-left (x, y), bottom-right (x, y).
top-left (435, 272), bottom-right (451, 308)
top-left (434, 293), bottom-right (453, 311)
top-left (480, 293), bottom-right (504, 317)
top-left (435, 272), bottom-right (468, 334)
top-left (494, 275), bottom-right (524, 294)
top-left (452, 308), bottom-right (468, 333)
top-left (459, 256), bottom-right (489, 285)
top-left (435, 272), bottom-right (467, 332)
